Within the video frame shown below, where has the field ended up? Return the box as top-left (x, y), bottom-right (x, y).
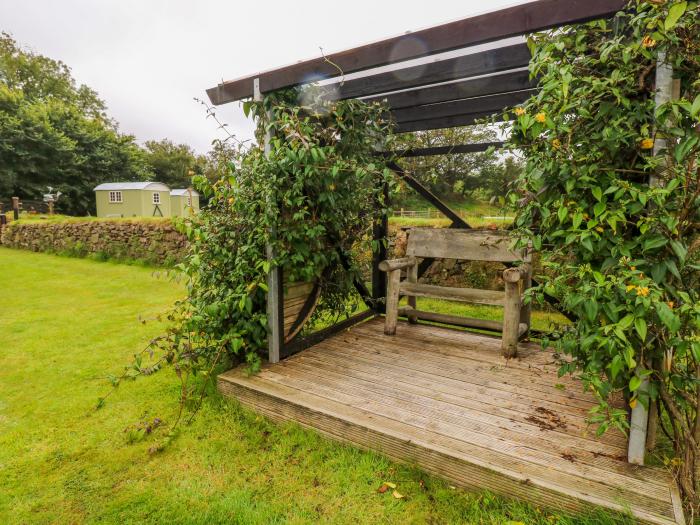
top-left (0, 248), bottom-right (625, 524)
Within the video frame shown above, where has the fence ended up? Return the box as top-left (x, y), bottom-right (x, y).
top-left (391, 209), bottom-right (513, 221)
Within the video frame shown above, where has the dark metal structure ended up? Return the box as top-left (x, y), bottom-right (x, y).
top-left (206, 0), bottom-right (627, 363)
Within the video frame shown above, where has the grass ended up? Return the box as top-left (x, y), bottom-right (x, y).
top-left (0, 248), bottom-right (628, 524)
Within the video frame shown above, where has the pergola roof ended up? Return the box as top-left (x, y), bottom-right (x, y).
top-left (206, 0), bottom-right (625, 133)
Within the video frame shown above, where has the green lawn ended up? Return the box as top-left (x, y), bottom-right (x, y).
top-left (0, 248), bottom-right (627, 524)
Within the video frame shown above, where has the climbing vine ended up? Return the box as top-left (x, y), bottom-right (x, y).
top-left (508, 0), bottom-right (700, 514)
top-left (100, 87), bottom-right (394, 438)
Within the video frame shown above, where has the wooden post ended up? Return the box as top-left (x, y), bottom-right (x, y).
top-left (502, 267), bottom-right (521, 358)
top-left (255, 78), bottom-right (283, 364)
top-left (12, 197), bottom-right (20, 220)
top-left (628, 50), bottom-right (675, 466)
top-left (384, 269), bottom-right (401, 335)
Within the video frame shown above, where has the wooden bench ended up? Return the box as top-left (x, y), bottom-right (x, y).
top-left (380, 228), bottom-right (532, 358)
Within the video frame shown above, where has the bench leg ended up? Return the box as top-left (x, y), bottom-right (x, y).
top-left (519, 263), bottom-right (532, 338)
top-left (407, 263), bottom-right (418, 324)
top-left (502, 275), bottom-right (521, 358)
top-left (384, 269), bottom-right (401, 335)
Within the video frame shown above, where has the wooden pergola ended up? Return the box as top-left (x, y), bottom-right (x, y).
top-left (206, 2), bottom-right (685, 523)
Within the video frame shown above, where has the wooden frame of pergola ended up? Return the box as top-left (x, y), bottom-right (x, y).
top-left (207, 0), bottom-right (626, 363)
top-left (206, 2), bottom-right (686, 523)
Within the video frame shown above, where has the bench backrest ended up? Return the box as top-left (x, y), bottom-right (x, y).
top-left (405, 228), bottom-right (529, 263)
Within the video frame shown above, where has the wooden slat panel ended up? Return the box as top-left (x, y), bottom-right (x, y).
top-left (284, 282), bottom-right (314, 300)
top-left (391, 90), bottom-right (535, 124)
top-left (206, 0), bottom-right (626, 105)
top-left (400, 283), bottom-right (505, 305)
top-left (365, 69), bottom-right (534, 109)
top-left (406, 228), bottom-right (524, 262)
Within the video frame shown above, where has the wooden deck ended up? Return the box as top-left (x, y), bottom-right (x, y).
top-left (218, 317), bottom-right (683, 525)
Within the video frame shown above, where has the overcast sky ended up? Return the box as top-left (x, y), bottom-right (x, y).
top-left (1, 0), bottom-right (531, 153)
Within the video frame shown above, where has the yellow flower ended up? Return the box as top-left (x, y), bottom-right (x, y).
top-left (514, 107), bottom-right (526, 116)
top-left (642, 35), bottom-right (656, 48)
top-left (667, 301), bottom-right (675, 308)
top-left (228, 197), bottom-right (234, 204)
top-left (629, 398), bottom-right (638, 409)
top-left (535, 112), bottom-right (546, 123)
top-left (328, 183), bottom-right (336, 191)
top-left (640, 138), bottom-right (654, 150)
top-left (552, 138), bottom-right (561, 149)
top-left (595, 226), bottom-right (604, 233)
top-left (630, 266), bottom-right (636, 271)
top-left (626, 284), bottom-right (637, 292)
top-left (637, 286), bottom-right (650, 297)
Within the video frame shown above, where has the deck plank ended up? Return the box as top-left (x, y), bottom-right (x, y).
top-left (217, 318), bottom-right (680, 525)
top-left (267, 362), bottom-right (668, 487)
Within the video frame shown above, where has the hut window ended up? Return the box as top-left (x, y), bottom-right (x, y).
top-left (109, 191), bottom-right (122, 203)
top-left (152, 192), bottom-right (161, 204)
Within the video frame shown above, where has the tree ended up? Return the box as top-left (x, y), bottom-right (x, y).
top-left (393, 125), bottom-right (502, 203)
top-left (143, 139), bottom-right (204, 189)
top-left (0, 32), bottom-right (149, 215)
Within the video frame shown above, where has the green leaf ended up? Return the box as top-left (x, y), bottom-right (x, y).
top-left (634, 318), bottom-right (647, 343)
top-left (584, 300), bottom-right (598, 322)
top-left (573, 212), bottom-right (583, 229)
top-left (669, 240), bottom-right (687, 264)
top-left (664, 1), bottom-right (687, 31)
top-left (619, 314), bottom-right (635, 330)
top-left (691, 93), bottom-right (700, 117)
top-left (592, 186), bottom-right (603, 202)
top-left (558, 206), bottom-right (568, 223)
top-left (593, 202), bottom-right (606, 218)
top-left (629, 375), bottom-right (642, 392)
top-left (581, 237), bottom-right (593, 252)
top-left (643, 236), bottom-right (667, 251)
top-left (656, 302), bottom-right (681, 333)
top-left (610, 354), bottom-right (623, 381)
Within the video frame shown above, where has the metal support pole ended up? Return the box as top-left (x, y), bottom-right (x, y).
top-left (627, 50), bottom-right (674, 466)
top-left (254, 78), bottom-right (283, 364)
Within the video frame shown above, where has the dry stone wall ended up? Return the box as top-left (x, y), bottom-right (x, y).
top-left (0, 219), bottom-right (187, 266)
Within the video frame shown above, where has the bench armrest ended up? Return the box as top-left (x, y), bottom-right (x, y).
top-left (379, 257), bottom-right (417, 272)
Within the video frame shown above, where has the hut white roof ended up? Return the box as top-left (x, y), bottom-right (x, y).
top-left (170, 189), bottom-right (200, 196)
top-left (94, 182), bottom-right (170, 192)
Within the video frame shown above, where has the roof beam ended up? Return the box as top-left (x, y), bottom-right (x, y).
top-left (380, 141), bottom-right (505, 158)
top-left (391, 90), bottom-right (535, 124)
top-left (364, 69), bottom-right (535, 110)
top-left (395, 111), bottom-right (506, 133)
top-left (206, 0), bottom-right (626, 105)
top-left (331, 44), bottom-right (531, 101)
